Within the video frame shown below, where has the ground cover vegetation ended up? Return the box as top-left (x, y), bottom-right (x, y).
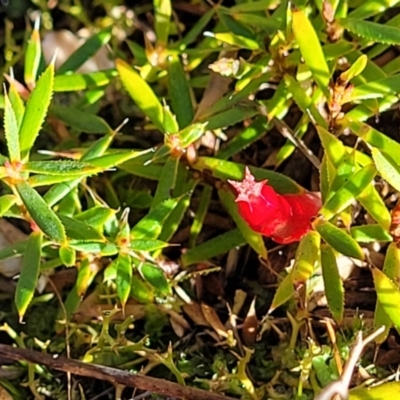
top-left (2, 0), bottom-right (400, 399)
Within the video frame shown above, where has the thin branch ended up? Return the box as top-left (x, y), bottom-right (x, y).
top-left (0, 344), bottom-right (237, 400)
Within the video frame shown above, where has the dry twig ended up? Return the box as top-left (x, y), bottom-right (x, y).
top-left (0, 344), bottom-right (237, 400)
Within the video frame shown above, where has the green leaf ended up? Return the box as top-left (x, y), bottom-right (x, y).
top-left (217, 116), bottom-right (270, 160)
top-left (24, 18), bottom-right (41, 88)
top-left (0, 194), bottom-right (17, 217)
top-left (230, 13), bottom-right (281, 35)
top-left (320, 163), bottom-right (376, 220)
top-left (151, 155), bottom-right (179, 210)
top-left (75, 256), bottom-right (95, 296)
top-left (8, 80), bottom-right (25, 128)
top-left (357, 185), bottom-right (391, 230)
top-left (69, 241), bottom-right (118, 256)
top-left (269, 273), bottom-right (295, 313)
top-left (320, 244), bottom-right (344, 324)
top-left (130, 273), bottom-right (154, 303)
top-left (189, 185), bottom-right (212, 247)
top-left (131, 197), bottom-right (181, 239)
top-left (15, 181), bottom-right (66, 243)
top-left (139, 263), bottom-right (171, 295)
top-left (74, 207), bottom-right (116, 229)
top-left (372, 147), bottom-right (400, 192)
top-left (207, 32), bottom-right (260, 50)
top-left (181, 229), bottom-right (246, 267)
top-left (19, 61), bottom-right (54, 159)
top-left (53, 70), bottom-right (117, 92)
top-left (219, 188), bottom-right (267, 259)
top-left (350, 75), bottom-right (400, 100)
top-left (372, 266), bottom-right (400, 332)
top-left (28, 175), bottom-right (79, 187)
top-left (154, 0), bottom-right (171, 46)
top-left (313, 219), bottom-right (365, 260)
top-left (291, 232), bottom-right (320, 285)
top-left (340, 54), bottom-right (368, 82)
top-left (115, 253), bottom-right (132, 307)
top-left (374, 242), bottom-right (400, 342)
top-left (191, 157), bottom-right (302, 194)
top-left (284, 74), bottom-right (327, 127)
top-left (203, 106), bottom-right (258, 130)
top-left (339, 18), bottom-right (400, 45)
top-left (350, 225), bottom-right (392, 242)
top-left (179, 8), bottom-right (216, 48)
top-left (116, 58), bottom-right (165, 132)
top-left (130, 239), bottom-right (169, 252)
top-left (15, 231), bottom-right (43, 321)
top-left (58, 214), bottom-right (105, 242)
top-left (292, 9), bottom-right (330, 95)
top-left (59, 245), bottom-right (76, 267)
top-left (343, 118), bottom-right (400, 164)
top-left (24, 160), bottom-right (100, 176)
top-left (50, 104), bottom-right (112, 134)
top-left (57, 29), bottom-right (112, 74)
top-left (316, 126), bottom-right (346, 168)
top-left (177, 123), bottom-right (207, 149)
top-left (89, 150), bottom-right (151, 169)
top-left (3, 90), bottom-right (20, 162)
top-left (349, 381), bottom-right (400, 400)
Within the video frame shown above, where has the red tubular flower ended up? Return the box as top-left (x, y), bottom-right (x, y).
top-left (228, 167), bottom-right (321, 244)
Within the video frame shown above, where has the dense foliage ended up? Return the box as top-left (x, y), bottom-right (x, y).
top-left (2, 0), bottom-right (400, 399)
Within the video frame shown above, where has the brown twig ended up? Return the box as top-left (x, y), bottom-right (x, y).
top-left (0, 344), bottom-right (237, 400)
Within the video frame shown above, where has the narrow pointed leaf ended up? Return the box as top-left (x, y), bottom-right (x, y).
top-left (50, 104), bottom-right (112, 134)
top-left (321, 244), bottom-right (344, 323)
top-left (116, 58), bottom-right (164, 132)
top-left (9, 80), bottom-right (25, 128)
top-left (24, 160), bottom-right (101, 175)
top-left (116, 254), bottom-right (132, 307)
top-left (15, 181), bottom-right (66, 243)
top-left (181, 229), bottom-right (245, 267)
top-left (154, 0), bottom-right (171, 46)
top-left (59, 245), bottom-right (76, 267)
top-left (269, 273), bottom-right (295, 313)
top-left (313, 219), bottom-right (365, 260)
top-left (168, 55), bottom-right (194, 128)
top-left (24, 18), bottom-right (41, 87)
top-left (292, 9), bottom-right (330, 95)
top-left (291, 231), bottom-right (320, 284)
top-left (140, 263), bottom-right (171, 295)
top-left (19, 62), bottom-right (54, 159)
top-left (374, 243), bottom-right (400, 342)
top-left (54, 69), bottom-right (117, 92)
top-left (372, 147), bottom-right (400, 192)
top-left (351, 225), bottom-right (392, 242)
top-left (339, 18), bottom-right (400, 45)
top-left (3, 91), bottom-right (20, 161)
top-left (372, 266), bottom-right (400, 331)
top-left (321, 164), bottom-right (376, 220)
top-left (15, 231), bottom-right (43, 320)
top-left (131, 197), bottom-right (180, 239)
top-left (57, 29), bottom-right (112, 74)
top-left (357, 184), bottom-right (391, 230)
top-left (58, 214), bottom-right (105, 242)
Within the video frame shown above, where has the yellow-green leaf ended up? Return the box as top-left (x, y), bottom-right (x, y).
top-left (321, 244), bottom-right (344, 323)
top-left (116, 58), bottom-right (165, 132)
top-left (15, 231), bottom-right (43, 321)
top-left (372, 265), bottom-right (400, 332)
top-left (292, 9), bottom-right (330, 95)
